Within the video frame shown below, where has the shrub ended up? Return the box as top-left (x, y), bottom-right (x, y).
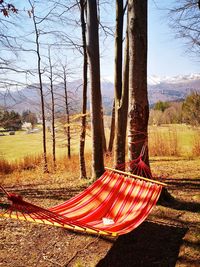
top-left (182, 91), bottom-right (200, 126)
top-left (192, 131), bottom-right (200, 156)
top-left (149, 128), bottom-right (179, 156)
top-left (0, 158), bottom-right (14, 174)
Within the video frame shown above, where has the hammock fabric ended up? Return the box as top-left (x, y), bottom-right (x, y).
top-left (0, 168), bottom-right (163, 237)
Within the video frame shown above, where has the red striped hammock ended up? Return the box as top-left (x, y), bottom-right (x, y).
top-left (0, 168), bottom-right (164, 237)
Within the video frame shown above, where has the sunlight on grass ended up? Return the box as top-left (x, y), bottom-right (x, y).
top-left (148, 124), bottom-right (200, 157)
top-left (0, 124), bottom-right (200, 179)
top-left (0, 131), bottom-right (44, 161)
top-left (0, 129), bottom-right (92, 162)
top-left (150, 157), bottom-right (200, 179)
top-left (1, 124), bottom-right (199, 162)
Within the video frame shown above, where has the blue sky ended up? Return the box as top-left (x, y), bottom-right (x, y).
top-left (148, 0), bottom-right (199, 77)
top-left (101, 0), bottom-right (199, 82)
top-left (1, 0), bottom-right (199, 88)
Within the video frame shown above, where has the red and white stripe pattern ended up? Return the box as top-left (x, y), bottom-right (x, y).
top-left (0, 170), bottom-right (162, 236)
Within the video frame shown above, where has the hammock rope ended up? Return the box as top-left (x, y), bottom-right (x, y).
top-left (0, 141), bottom-right (166, 236)
top-left (0, 166), bottom-right (164, 237)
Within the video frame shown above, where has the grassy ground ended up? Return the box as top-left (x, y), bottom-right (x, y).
top-left (0, 124), bottom-right (199, 162)
top-left (149, 124), bottom-right (200, 157)
top-left (0, 129), bottom-right (93, 162)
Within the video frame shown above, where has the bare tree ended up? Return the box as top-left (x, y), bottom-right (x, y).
top-left (86, 0), bottom-right (104, 178)
top-left (79, 0), bottom-right (87, 179)
top-left (0, 1), bottom-right (17, 17)
top-left (48, 46), bottom-right (56, 169)
top-left (62, 65), bottom-right (71, 159)
top-left (169, 0), bottom-right (200, 56)
top-left (0, 1), bottom-right (28, 98)
top-left (29, 0), bottom-right (48, 172)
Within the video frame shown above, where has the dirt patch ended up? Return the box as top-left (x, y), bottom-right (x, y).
top-left (97, 222), bottom-right (187, 267)
top-left (0, 175), bottom-right (200, 267)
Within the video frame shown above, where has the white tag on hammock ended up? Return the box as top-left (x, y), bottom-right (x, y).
top-left (102, 218), bottom-right (114, 225)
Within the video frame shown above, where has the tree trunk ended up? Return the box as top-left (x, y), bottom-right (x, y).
top-left (108, 100), bottom-right (115, 153)
top-left (101, 106), bottom-right (107, 153)
top-left (48, 47), bottom-right (56, 170)
top-left (114, 1), bottom-right (129, 169)
top-left (86, 0), bottom-right (104, 179)
top-left (51, 83), bottom-right (56, 169)
top-left (128, 0), bottom-right (150, 168)
top-left (63, 67), bottom-right (71, 159)
top-left (32, 6), bottom-right (48, 173)
top-left (117, 14), bottom-right (129, 168)
top-left (79, 0), bottom-right (87, 179)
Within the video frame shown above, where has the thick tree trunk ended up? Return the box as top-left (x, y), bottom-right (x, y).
top-left (114, 1), bottom-right (129, 169)
top-left (79, 0), bottom-right (87, 179)
top-left (114, 0), bottom-right (123, 103)
top-left (128, 0), bottom-right (150, 168)
top-left (114, 0), bottom-right (123, 167)
top-left (86, 0), bottom-right (104, 179)
top-left (117, 17), bottom-right (129, 168)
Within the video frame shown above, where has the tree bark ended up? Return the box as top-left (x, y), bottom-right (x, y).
top-left (31, 4), bottom-right (48, 173)
top-left (128, 0), bottom-right (150, 168)
top-left (79, 0), bottom-right (87, 179)
top-left (118, 14), bottom-right (129, 167)
top-left (108, 100), bottom-right (115, 153)
top-left (101, 106), bottom-right (107, 153)
top-left (86, 0), bottom-right (104, 179)
top-left (114, 1), bottom-right (129, 169)
top-left (48, 47), bottom-right (56, 170)
top-left (63, 67), bottom-right (71, 159)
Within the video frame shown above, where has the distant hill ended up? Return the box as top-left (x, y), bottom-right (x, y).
top-left (148, 74), bottom-right (200, 104)
top-left (0, 81), bottom-right (83, 114)
top-left (0, 74), bottom-right (199, 114)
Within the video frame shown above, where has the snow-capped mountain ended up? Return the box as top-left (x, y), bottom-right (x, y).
top-left (0, 73), bottom-right (200, 113)
top-left (148, 73), bottom-right (200, 104)
top-left (148, 73), bottom-right (200, 85)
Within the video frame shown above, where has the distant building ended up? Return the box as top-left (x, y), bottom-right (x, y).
top-left (22, 122), bottom-right (32, 131)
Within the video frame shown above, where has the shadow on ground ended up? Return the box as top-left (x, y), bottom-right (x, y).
top-left (0, 186), bottom-right (87, 201)
top-left (96, 221), bottom-right (188, 267)
top-left (160, 197), bottom-right (200, 213)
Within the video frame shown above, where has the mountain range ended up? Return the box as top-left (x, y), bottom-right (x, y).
top-left (0, 74), bottom-right (200, 114)
top-left (147, 73), bottom-right (200, 104)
